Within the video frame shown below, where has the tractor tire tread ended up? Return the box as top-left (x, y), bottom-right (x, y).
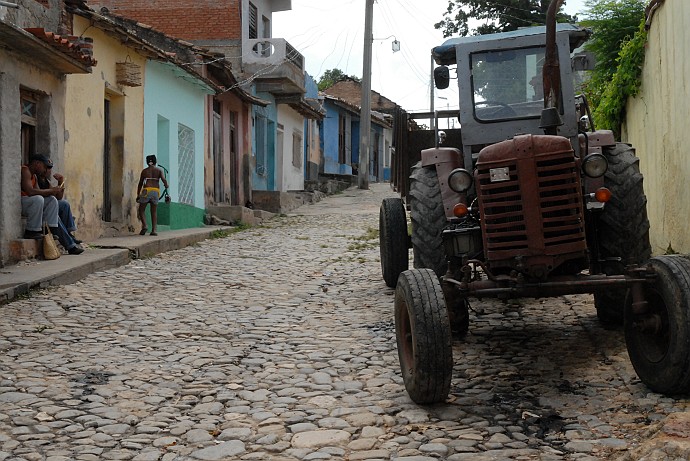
top-left (409, 163), bottom-right (447, 277)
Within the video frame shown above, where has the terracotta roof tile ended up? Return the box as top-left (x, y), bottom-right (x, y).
top-left (24, 28), bottom-right (97, 67)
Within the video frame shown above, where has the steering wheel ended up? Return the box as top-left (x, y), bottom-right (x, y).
top-left (475, 101), bottom-right (518, 118)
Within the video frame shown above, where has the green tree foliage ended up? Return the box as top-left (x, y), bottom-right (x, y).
top-left (435, 0), bottom-right (576, 37)
top-left (591, 21), bottom-right (647, 138)
top-left (317, 69), bottom-right (361, 91)
top-left (579, 0), bottom-right (646, 117)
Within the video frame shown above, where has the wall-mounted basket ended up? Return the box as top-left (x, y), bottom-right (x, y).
top-left (116, 57), bottom-right (141, 87)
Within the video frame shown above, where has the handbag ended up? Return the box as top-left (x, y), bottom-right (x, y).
top-left (161, 188), bottom-right (171, 203)
top-left (42, 223), bottom-right (61, 260)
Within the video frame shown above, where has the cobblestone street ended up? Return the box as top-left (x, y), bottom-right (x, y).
top-left (0, 183), bottom-right (688, 460)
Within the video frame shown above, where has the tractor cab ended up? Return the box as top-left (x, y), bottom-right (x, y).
top-left (432, 23), bottom-right (591, 168)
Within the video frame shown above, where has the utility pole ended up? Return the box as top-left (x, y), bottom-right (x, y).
top-left (358, 0), bottom-right (374, 190)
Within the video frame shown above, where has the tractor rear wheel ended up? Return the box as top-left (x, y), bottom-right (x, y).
top-left (380, 197), bottom-right (409, 288)
top-left (395, 269), bottom-right (453, 404)
top-left (409, 163), bottom-right (447, 277)
top-left (594, 143), bottom-right (651, 325)
top-left (625, 255), bottom-right (690, 394)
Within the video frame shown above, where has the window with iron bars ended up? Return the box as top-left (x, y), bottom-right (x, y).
top-left (177, 123), bottom-right (195, 206)
top-left (20, 91), bottom-right (39, 165)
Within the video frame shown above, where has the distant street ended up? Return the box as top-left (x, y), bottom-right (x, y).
top-left (0, 183), bottom-right (685, 460)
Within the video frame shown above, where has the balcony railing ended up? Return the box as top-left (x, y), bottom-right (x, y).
top-left (244, 38), bottom-right (304, 70)
top-left (243, 38), bottom-right (305, 96)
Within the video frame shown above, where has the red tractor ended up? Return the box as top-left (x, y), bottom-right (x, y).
top-left (380, 1), bottom-right (690, 404)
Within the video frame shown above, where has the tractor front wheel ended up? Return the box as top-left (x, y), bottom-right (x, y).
top-left (395, 269), bottom-right (453, 404)
top-left (625, 255), bottom-right (690, 395)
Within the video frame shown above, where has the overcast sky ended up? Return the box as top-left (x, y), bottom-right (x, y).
top-left (273, 0), bottom-right (588, 115)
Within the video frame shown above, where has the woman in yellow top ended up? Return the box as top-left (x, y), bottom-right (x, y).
top-left (136, 155), bottom-right (169, 236)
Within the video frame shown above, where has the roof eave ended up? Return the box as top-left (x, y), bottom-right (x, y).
top-left (0, 20), bottom-right (92, 74)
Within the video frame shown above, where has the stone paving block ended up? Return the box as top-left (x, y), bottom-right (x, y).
top-left (0, 184), bottom-right (687, 460)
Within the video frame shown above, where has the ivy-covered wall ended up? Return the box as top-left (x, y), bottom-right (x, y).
top-left (623, 0), bottom-right (690, 255)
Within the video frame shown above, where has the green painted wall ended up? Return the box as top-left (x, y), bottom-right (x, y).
top-left (141, 202), bottom-right (205, 231)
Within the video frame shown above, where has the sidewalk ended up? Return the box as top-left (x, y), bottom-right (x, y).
top-left (0, 226), bottom-right (232, 304)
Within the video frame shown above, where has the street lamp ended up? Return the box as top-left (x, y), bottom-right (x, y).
top-left (374, 35), bottom-right (400, 53)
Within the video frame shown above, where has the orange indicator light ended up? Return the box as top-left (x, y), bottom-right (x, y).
top-left (595, 187), bottom-right (612, 203)
top-left (453, 203), bottom-right (469, 217)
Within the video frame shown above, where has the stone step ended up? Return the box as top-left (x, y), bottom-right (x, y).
top-left (207, 205), bottom-right (256, 226)
top-left (253, 209), bottom-right (275, 223)
top-left (9, 238), bottom-right (42, 262)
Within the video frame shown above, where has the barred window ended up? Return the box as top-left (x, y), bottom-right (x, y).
top-left (178, 123), bottom-right (195, 205)
top-left (20, 91), bottom-right (40, 165)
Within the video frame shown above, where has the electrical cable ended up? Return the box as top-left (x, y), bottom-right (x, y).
top-left (345, 27), bottom-right (360, 73)
top-left (376, 1), bottom-right (429, 84)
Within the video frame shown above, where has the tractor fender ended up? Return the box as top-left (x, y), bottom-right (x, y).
top-left (579, 130), bottom-right (617, 193)
top-left (420, 147), bottom-right (466, 219)
top-left (580, 129), bottom-right (616, 150)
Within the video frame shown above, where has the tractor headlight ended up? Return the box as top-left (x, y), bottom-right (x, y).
top-left (448, 168), bottom-right (473, 193)
top-left (582, 153), bottom-right (608, 178)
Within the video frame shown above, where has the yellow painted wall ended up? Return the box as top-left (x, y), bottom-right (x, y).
top-left (623, 0), bottom-right (690, 255)
top-left (0, 47), bottom-right (70, 265)
top-left (306, 118), bottom-right (321, 174)
top-left (63, 16), bottom-right (146, 240)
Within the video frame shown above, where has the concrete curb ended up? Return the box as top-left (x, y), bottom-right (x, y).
top-left (0, 226), bottom-right (232, 304)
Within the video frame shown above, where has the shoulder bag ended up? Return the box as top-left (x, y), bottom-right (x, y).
top-left (42, 223), bottom-right (61, 260)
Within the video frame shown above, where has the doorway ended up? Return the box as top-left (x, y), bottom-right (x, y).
top-left (213, 103), bottom-right (224, 203)
top-left (103, 94), bottom-right (125, 223)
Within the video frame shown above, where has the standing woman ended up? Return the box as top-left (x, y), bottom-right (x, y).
top-left (136, 155), bottom-right (169, 236)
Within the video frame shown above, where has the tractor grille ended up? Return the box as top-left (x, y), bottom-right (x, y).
top-left (477, 163), bottom-right (526, 251)
top-left (536, 156), bottom-right (586, 247)
top-left (477, 147), bottom-right (586, 260)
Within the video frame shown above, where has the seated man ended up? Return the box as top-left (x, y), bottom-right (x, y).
top-left (38, 164), bottom-right (81, 244)
top-left (21, 155), bottom-right (83, 255)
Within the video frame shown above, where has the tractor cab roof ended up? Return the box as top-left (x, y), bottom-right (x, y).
top-left (432, 23), bottom-right (591, 66)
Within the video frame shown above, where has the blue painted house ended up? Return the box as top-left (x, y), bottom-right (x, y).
top-left (303, 74), bottom-right (325, 181)
top-left (370, 110), bottom-right (394, 182)
top-left (323, 79), bottom-right (397, 182)
top-left (251, 100), bottom-right (279, 192)
top-left (320, 95), bottom-right (392, 181)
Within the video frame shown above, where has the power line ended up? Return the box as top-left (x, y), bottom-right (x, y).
top-left (376, 1), bottom-right (429, 84)
top-left (393, 0), bottom-right (445, 41)
top-left (345, 27), bottom-right (360, 72)
top-left (331, 28), bottom-right (352, 73)
top-left (311, 25), bottom-right (352, 78)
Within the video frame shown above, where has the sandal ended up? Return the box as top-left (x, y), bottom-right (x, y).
top-left (150, 231), bottom-right (158, 236)
top-left (139, 228), bottom-right (148, 235)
